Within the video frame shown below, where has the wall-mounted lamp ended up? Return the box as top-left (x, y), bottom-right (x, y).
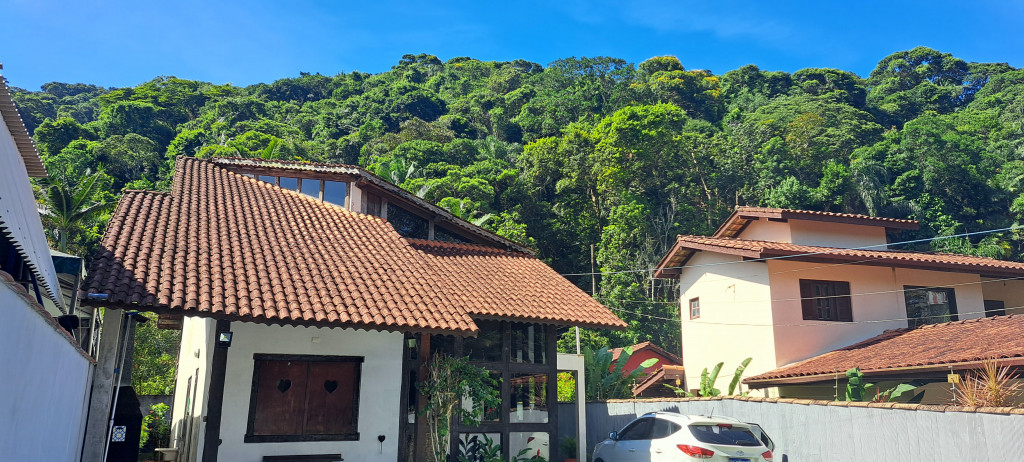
top-left (216, 331), bottom-right (233, 348)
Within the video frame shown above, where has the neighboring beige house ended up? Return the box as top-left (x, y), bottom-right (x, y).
top-left (654, 207), bottom-right (1024, 397)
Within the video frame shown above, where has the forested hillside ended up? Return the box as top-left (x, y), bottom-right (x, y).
top-left (13, 47), bottom-right (1024, 353)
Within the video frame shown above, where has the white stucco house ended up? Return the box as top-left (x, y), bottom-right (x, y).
top-left (653, 207), bottom-right (1024, 397)
top-left (0, 68), bottom-right (97, 461)
top-left (86, 157), bottom-right (625, 462)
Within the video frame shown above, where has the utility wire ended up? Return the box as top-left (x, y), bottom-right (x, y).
top-left (593, 274), bottom-right (1024, 306)
top-left (604, 303), bottom-right (1021, 327)
top-left (561, 225), bottom-right (1024, 277)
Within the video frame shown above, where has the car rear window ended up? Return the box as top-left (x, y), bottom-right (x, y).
top-left (688, 425), bottom-right (762, 447)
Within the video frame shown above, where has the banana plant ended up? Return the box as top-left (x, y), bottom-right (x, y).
top-left (584, 346), bottom-right (658, 400)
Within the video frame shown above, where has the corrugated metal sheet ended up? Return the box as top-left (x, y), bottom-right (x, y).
top-left (0, 113), bottom-right (65, 310)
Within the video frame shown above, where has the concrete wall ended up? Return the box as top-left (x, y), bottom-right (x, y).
top-left (787, 219), bottom-right (889, 249)
top-left (980, 278), bottom-right (1024, 315)
top-left (212, 322), bottom-right (404, 462)
top-left (678, 252), bottom-right (775, 395)
top-left (0, 281), bottom-right (93, 462)
top-left (737, 218), bottom-right (889, 249)
top-left (584, 398), bottom-right (1024, 461)
top-left (767, 261), bottom-right (984, 367)
top-left (171, 316), bottom-right (217, 461)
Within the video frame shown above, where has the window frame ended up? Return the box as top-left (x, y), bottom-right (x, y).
top-left (798, 279), bottom-right (853, 322)
top-left (689, 297), bottom-right (700, 320)
top-left (903, 286), bottom-right (958, 328)
top-left (245, 354), bottom-right (363, 443)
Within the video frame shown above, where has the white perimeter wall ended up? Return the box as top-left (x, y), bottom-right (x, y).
top-left (768, 260), bottom-right (985, 367)
top-left (215, 322), bottom-right (404, 462)
top-left (678, 252), bottom-right (775, 395)
top-left (0, 282), bottom-right (93, 461)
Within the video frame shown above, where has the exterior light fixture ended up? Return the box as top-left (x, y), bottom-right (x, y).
top-left (217, 331), bottom-right (233, 347)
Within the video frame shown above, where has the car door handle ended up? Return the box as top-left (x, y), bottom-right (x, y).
top-left (628, 448), bottom-right (636, 452)
top-left (655, 449), bottom-right (663, 453)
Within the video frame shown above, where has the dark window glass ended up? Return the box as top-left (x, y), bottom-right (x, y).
top-left (258, 175), bottom-right (276, 185)
top-left (618, 417), bottom-right (653, 441)
top-left (510, 432), bottom-right (549, 461)
top-left (985, 300), bottom-right (1006, 317)
top-left (429, 335), bottom-right (457, 357)
top-left (248, 355), bottom-right (361, 441)
top-left (799, 279), bottom-right (852, 322)
top-left (904, 286), bottom-right (958, 327)
top-left (387, 203), bottom-right (429, 239)
top-left (509, 372), bottom-right (548, 423)
top-left (464, 320), bottom-right (503, 362)
top-left (689, 425), bottom-right (761, 447)
top-left (435, 226), bottom-right (470, 244)
top-left (279, 177), bottom-right (298, 191)
top-left (511, 323), bottom-right (546, 364)
top-left (323, 181), bottom-right (347, 207)
top-left (650, 418), bottom-right (682, 439)
top-left (300, 179), bottom-right (320, 199)
top-left (464, 372), bottom-right (502, 422)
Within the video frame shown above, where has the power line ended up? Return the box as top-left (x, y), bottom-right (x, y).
top-left (560, 225), bottom-right (1024, 277)
top-left (594, 274), bottom-right (1024, 306)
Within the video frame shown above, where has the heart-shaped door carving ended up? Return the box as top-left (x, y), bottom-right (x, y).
top-left (277, 379), bottom-right (291, 393)
top-left (324, 380), bottom-right (338, 394)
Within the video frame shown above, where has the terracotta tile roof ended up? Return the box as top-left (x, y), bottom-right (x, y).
top-left (0, 73), bottom-right (46, 177)
top-left (209, 157), bottom-right (532, 254)
top-left (632, 365), bottom-right (686, 397)
top-left (744, 315), bottom-right (1024, 386)
top-left (609, 341), bottom-right (683, 365)
top-left (713, 206), bottom-right (919, 239)
top-left (409, 239), bottom-right (625, 329)
top-left (655, 236), bottom-right (1024, 279)
top-left (85, 157), bottom-right (625, 333)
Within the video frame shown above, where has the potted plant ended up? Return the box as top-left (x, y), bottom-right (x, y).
top-left (419, 354), bottom-right (500, 462)
top-left (560, 436), bottom-right (578, 462)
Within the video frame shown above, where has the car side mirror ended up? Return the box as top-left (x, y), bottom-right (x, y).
top-left (609, 431), bottom-right (619, 441)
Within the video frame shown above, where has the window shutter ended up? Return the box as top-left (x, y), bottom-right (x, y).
top-left (836, 281), bottom-right (853, 322)
top-left (253, 360), bottom-right (309, 435)
top-left (304, 361), bottom-right (359, 435)
top-left (799, 279), bottom-right (816, 320)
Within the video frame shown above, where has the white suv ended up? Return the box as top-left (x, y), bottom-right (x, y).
top-left (592, 412), bottom-right (775, 462)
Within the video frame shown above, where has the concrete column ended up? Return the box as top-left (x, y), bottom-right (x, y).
top-left (81, 308), bottom-right (126, 462)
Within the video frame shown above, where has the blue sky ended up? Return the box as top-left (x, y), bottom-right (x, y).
top-left (1, 0), bottom-right (1022, 90)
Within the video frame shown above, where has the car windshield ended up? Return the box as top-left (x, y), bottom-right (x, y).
top-left (689, 425), bottom-right (762, 447)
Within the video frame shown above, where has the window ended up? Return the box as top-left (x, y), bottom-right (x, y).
top-left (387, 203), bottom-right (429, 239)
top-left (650, 418), bottom-right (682, 439)
top-left (511, 323), bottom-right (547, 364)
top-left (689, 425), bottom-right (761, 447)
top-left (799, 280), bottom-right (852, 322)
top-left (246, 355), bottom-right (362, 442)
top-left (508, 373), bottom-right (548, 423)
top-left (435, 226), bottom-right (471, 244)
top-left (689, 298), bottom-right (700, 319)
top-left (617, 417), bottom-right (653, 441)
top-left (300, 178), bottom-right (321, 199)
top-left (985, 300), bottom-right (1006, 317)
top-left (279, 177), bottom-right (299, 191)
top-left (323, 181), bottom-right (348, 207)
top-left (904, 286), bottom-right (957, 328)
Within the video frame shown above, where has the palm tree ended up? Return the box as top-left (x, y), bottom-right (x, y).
top-left (40, 173), bottom-right (114, 252)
